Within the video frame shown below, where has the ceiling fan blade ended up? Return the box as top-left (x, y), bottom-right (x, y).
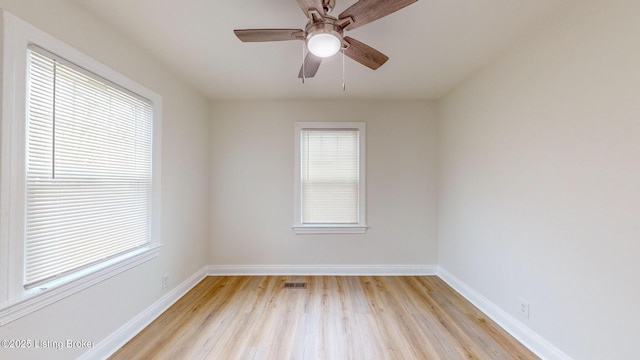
top-left (343, 36), bottom-right (389, 70)
top-left (338, 0), bottom-right (417, 31)
top-left (234, 29), bottom-right (304, 42)
top-left (298, 53), bottom-right (323, 78)
top-left (297, 0), bottom-right (325, 18)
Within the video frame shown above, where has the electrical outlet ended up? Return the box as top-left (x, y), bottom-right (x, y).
top-left (518, 298), bottom-right (530, 319)
top-left (162, 274), bottom-right (169, 289)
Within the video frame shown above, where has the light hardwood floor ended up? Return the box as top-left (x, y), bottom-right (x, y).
top-left (110, 276), bottom-right (538, 360)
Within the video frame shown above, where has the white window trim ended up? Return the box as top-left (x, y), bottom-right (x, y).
top-left (0, 10), bottom-right (162, 326)
top-left (293, 122), bottom-right (367, 235)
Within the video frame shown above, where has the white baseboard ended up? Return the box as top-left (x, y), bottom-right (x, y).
top-left (77, 267), bottom-right (208, 360)
top-left (437, 267), bottom-right (572, 360)
top-left (207, 264), bottom-right (438, 276)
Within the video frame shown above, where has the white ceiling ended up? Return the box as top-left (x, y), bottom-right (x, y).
top-left (73, 0), bottom-right (576, 100)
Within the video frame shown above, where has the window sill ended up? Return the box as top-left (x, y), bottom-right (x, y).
top-left (293, 225), bottom-right (368, 235)
top-left (0, 244), bottom-right (161, 326)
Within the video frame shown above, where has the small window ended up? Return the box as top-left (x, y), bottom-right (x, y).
top-left (293, 122), bottom-right (367, 234)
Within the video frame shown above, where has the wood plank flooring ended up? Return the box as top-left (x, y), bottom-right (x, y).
top-left (110, 276), bottom-right (538, 360)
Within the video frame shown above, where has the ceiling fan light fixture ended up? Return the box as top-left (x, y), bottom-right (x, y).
top-left (234, 0), bottom-right (418, 78)
top-left (307, 32), bottom-right (341, 57)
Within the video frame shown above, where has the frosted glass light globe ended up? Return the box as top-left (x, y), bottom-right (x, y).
top-left (307, 33), bottom-right (341, 58)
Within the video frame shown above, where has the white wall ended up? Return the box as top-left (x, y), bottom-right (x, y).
top-left (0, 1), bottom-right (210, 359)
top-left (209, 100), bottom-right (438, 268)
top-left (438, 0), bottom-right (640, 358)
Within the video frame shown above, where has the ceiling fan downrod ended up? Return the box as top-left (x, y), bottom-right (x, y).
top-left (322, 0), bottom-right (336, 13)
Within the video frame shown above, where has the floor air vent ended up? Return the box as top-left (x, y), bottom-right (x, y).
top-left (283, 282), bottom-right (307, 289)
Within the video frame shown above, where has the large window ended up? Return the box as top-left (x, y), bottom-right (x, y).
top-left (25, 46), bottom-right (154, 288)
top-left (0, 11), bottom-right (161, 325)
top-left (293, 122), bottom-right (367, 234)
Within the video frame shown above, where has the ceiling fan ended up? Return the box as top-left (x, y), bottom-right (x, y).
top-left (234, 0), bottom-right (417, 79)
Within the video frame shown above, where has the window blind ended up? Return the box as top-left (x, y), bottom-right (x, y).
top-left (25, 46), bottom-right (153, 288)
top-left (300, 129), bottom-right (359, 224)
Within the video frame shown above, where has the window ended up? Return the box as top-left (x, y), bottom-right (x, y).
top-left (25, 46), bottom-right (154, 288)
top-left (293, 122), bottom-right (367, 234)
top-left (0, 11), bottom-right (161, 325)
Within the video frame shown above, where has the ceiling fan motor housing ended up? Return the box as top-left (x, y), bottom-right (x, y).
top-left (306, 20), bottom-right (343, 43)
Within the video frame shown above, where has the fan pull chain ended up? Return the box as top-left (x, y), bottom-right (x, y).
top-left (301, 41), bottom-right (305, 84)
top-left (342, 48), bottom-right (346, 91)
